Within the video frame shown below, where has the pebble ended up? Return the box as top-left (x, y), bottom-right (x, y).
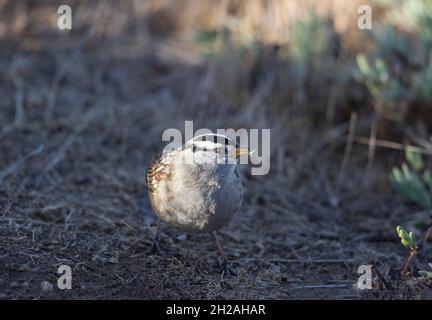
top-left (41, 281), bottom-right (53, 292)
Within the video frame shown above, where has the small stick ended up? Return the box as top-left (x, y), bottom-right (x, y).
top-left (336, 112), bottom-right (357, 191)
top-left (11, 74), bottom-right (25, 127)
top-left (371, 264), bottom-right (390, 289)
top-left (364, 116), bottom-right (378, 186)
top-left (0, 145), bottom-right (44, 183)
top-left (404, 129), bottom-right (432, 152)
top-left (294, 284), bottom-right (349, 289)
top-left (1, 200), bottom-right (14, 218)
top-left (352, 137), bottom-right (432, 155)
top-left (270, 258), bottom-right (355, 264)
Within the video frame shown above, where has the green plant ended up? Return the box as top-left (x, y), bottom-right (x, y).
top-left (193, 16), bottom-right (262, 62)
top-left (390, 148), bottom-right (432, 209)
top-left (396, 224), bottom-right (432, 277)
top-left (291, 12), bottom-right (330, 64)
top-left (413, 59), bottom-right (432, 104)
top-left (396, 225), bottom-right (417, 249)
top-left (391, 147), bottom-right (432, 277)
top-left (418, 263), bottom-right (432, 280)
top-left (356, 53), bottom-right (412, 118)
top-left (356, 1), bottom-right (432, 120)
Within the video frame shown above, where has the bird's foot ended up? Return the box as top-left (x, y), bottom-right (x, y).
top-left (146, 237), bottom-right (165, 256)
top-left (219, 257), bottom-right (237, 276)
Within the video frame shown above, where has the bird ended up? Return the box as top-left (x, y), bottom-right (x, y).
top-left (146, 133), bottom-right (253, 270)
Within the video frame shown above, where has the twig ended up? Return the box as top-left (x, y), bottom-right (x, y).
top-left (0, 217), bottom-right (57, 226)
top-left (401, 223), bottom-right (432, 278)
top-left (404, 129), bottom-right (432, 152)
top-left (43, 31), bottom-right (95, 121)
top-left (1, 201), bottom-right (14, 218)
top-left (270, 258), bottom-right (355, 264)
top-left (325, 84), bottom-right (338, 124)
top-left (44, 56), bottom-right (77, 121)
top-left (11, 74), bottom-right (25, 127)
top-left (294, 284), bottom-right (349, 289)
top-left (0, 72), bottom-right (26, 141)
top-left (0, 145), bottom-right (44, 183)
top-left (336, 112), bottom-right (357, 190)
top-left (352, 137), bottom-right (432, 155)
top-left (364, 116), bottom-right (378, 186)
top-left (125, 270), bottom-right (145, 284)
top-left (0, 124), bottom-right (15, 141)
top-left (371, 264), bottom-right (391, 289)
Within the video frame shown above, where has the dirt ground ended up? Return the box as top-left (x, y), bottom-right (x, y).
top-left (1, 1), bottom-right (432, 300)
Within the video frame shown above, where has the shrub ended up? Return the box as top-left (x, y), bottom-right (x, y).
top-left (356, 0), bottom-right (432, 121)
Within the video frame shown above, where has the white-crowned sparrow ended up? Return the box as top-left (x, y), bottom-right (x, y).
top-left (146, 133), bottom-right (252, 267)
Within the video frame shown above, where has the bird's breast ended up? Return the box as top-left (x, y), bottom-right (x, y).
top-left (150, 164), bottom-right (243, 233)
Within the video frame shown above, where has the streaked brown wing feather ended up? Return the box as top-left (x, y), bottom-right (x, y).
top-left (146, 150), bottom-right (174, 193)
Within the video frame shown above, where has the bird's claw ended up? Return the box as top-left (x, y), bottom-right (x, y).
top-left (146, 237), bottom-right (165, 256)
top-left (219, 257), bottom-right (237, 276)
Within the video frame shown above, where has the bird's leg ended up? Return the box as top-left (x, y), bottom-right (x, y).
top-left (211, 231), bottom-right (236, 275)
top-left (211, 231), bottom-right (226, 257)
top-left (147, 218), bottom-right (163, 255)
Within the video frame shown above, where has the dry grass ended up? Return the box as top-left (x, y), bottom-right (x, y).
top-left (0, 0), bottom-right (432, 299)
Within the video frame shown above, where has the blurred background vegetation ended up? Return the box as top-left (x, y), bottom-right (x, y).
top-left (2, 0), bottom-right (431, 196)
top-left (1, 0), bottom-right (431, 151)
top-left (1, 0), bottom-right (432, 299)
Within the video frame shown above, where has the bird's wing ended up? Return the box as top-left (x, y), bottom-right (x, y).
top-left (146, 150), bottom-right (175, 193)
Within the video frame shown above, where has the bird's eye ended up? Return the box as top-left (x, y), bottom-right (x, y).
top-left (203, 147), bottom-right (206, 152)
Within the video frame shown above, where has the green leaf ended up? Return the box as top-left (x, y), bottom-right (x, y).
top-left (396, 226), bottom-right (417, 248)
top-left (401, 239), bottom-right (411, 247)
top-left (423, 170), bottom-right (432, 191)
top-left (390, 164), bottom-right (432, 209)
top-left (356, 54), bottom-right (371, 76)
top-left (405, 147), bottom-right (424, 171)
top-left (399, 229), bottom-right (410, 241)
top-left (409, 232), bottom-right (416, 245)
top-left (418, 270), bottom-right (432, 279)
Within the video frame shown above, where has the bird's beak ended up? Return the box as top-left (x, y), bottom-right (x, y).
top-left (235, 147), bottom-right (255, 158)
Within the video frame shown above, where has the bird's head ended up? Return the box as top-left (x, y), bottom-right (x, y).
top-left (181, 133), bottom-right (254, 167)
